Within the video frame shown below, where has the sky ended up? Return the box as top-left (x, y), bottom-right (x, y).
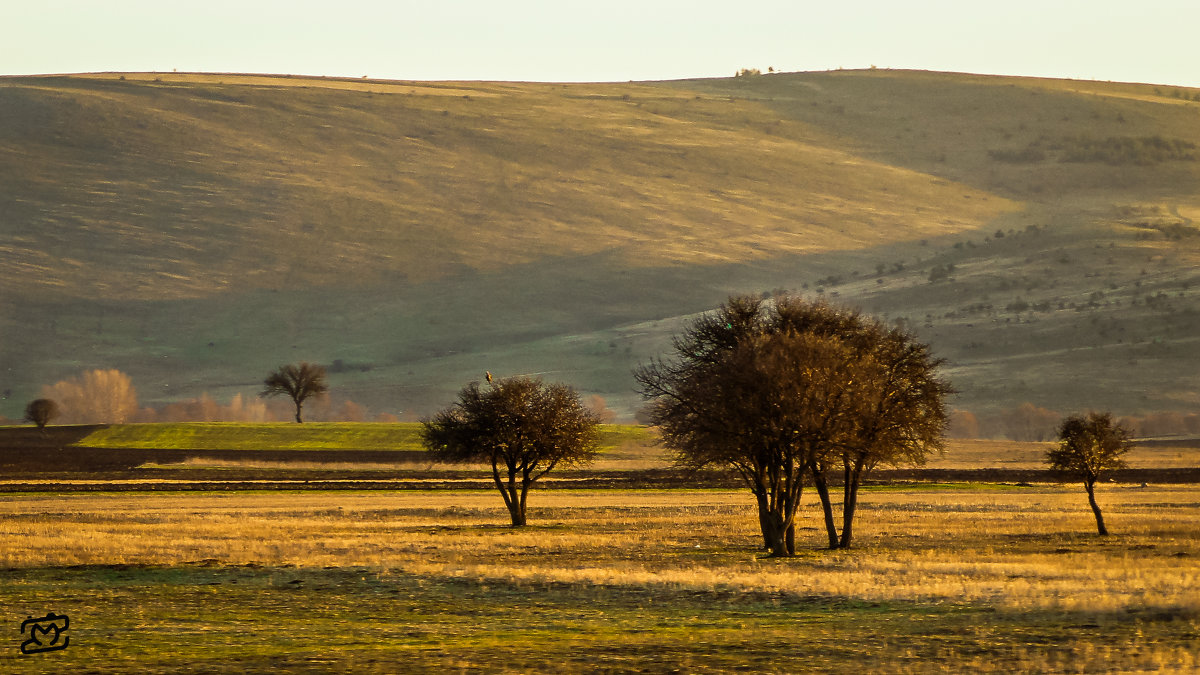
top-left (3, 1), bottom-right (1199, 88)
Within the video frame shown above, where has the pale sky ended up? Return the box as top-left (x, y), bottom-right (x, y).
top-left (3, 1), bottom-right (1198, 87)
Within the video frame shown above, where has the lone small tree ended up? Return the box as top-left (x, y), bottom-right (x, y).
top-left (24, 398), bottom-right (61, 432)
top-left (1047, 412), bottom-right (1131, 536)
top-left (421, 375), bottom-right (600, 527)
top-left (261, 362), bottom-right (328, 423)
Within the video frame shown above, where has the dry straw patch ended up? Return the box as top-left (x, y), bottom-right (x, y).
top-left (1, 485), bottom-right (1197, 615)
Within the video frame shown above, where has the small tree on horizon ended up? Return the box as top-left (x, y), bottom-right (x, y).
top-left (421, 375), bottom-right (600, 527)
top-left (24, 398), bottom-right (60, 432)
top-left (1047, 412), bottom-right (1131, 536)
top-left (261, 362), bottom-right (328, 423)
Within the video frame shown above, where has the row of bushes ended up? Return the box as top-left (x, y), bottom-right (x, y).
top-left (990, 135), bottom-right (1197, 166)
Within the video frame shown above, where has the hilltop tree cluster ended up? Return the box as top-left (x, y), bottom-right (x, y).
top-left (636, 295), bottom-right (952, 555)
top-left (21, 365), bottom-right (392, 425)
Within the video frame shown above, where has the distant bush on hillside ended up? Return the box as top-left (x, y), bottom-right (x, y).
top-left (1118, 411), bottom-right (1200, 438)
top-left (970, 403), bottom-right (1061, 442)
top-left (960, 405), bottom-right (1200, 441)
top-left (35, 368), bottom-right (389, 423)
top-left (155, 392), bottom-right (388, 423)
top-left (1157, 87), bottom-right (1200, 102)
top-left (1156, 222), bottom-right (1200, 240)
top-left (988, 147), bottom-right (1047, 163)
top-left (927, 263), bottom-right (955, 283)
top-left (41, 369), bottom-right (141, 424)
top-left (946, 410), bottom-right (981, 438)
top-left (1114, 204), bottom-right (1199, 240)
top-left (1060, 135), bottom-right (1197, 165)
top-left (990, 135), bottom-right (1198, 166)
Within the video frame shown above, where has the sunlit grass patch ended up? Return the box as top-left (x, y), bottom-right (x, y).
top-left (0, 563), bottom-right (1196, 674)
top-left (1, 485), bottom-right (1198, 670)
top-left (76, 422), bottom-right (428, 451)
top-left (72, 423), bottom-right (654, 457)
top-left (1, 487), bottom-right (1196, 611)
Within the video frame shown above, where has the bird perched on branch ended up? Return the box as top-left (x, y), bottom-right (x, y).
top-left (486, 371), bottom-right (493, 384)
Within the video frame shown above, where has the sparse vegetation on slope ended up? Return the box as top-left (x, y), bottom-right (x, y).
top-left (2, 70), bottom-right (1198, 420)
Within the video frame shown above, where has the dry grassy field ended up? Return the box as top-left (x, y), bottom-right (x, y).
top-left (1, 483), bottom-right (1197, 672)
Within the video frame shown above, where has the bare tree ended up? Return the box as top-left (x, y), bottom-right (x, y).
top-left (1047, 412), bottom-right (1131, 536)
top-left (41, 369), bottom-right (139, 424)
top-left (636, 295), bottom-right (951, 555)
top-left (807, 314), bottom-right (953, 549)
top-left (261, 362), bottom-right (328, 423)
top-left (24, 398), bottom-right (60, 431)
top-left (586, 394), bottom-right (618, 424)
top-left (999, 402), bottom-right (1062, 441)
top-left (421, 375), bottom-right (600, 527)
top-left (947, 410), bottom-right (981, 439)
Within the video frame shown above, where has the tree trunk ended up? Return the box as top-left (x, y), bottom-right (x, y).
top-left (506, 475), bottom-right (527, 527)
top-left (293, 400), bottom-right (303, 424)
top-left (811, 466), bottom-right (840, 549)
top-left (743, 466), bottom-right (800, 556)
top-left (756, 498), bottom-right (772, 551)
top-left (1085, 480), bottom-right (1108, 536)
top-left (515, 478), bottom-right (530, 527)
top-left (507, 498), bottom-right (527, 527)
top-left (762, 511), bottom-right (791, 557)
top-left (490, 460), bottom-right (527, 527)
top-left (838, 460), bottom-right (864, 549)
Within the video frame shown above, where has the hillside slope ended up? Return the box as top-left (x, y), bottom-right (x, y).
top-left (1, 70), bottom-right (1198, 421)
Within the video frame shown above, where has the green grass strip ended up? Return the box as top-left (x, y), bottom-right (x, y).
top-left (73, 423), bottom-right (651, 453)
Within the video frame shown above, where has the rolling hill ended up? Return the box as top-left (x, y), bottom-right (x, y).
top-left (1, 69), bottom-right (1198, 422)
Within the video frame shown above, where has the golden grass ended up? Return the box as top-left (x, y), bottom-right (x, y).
top-left (932, 438), bottom-right (1200, 469)
top-left (77, 422), bottom-right (428, 450)
top-left (1, 72), bottom-right (1017, 302)
top-left (4, 68), bottom-right (1200, 427)
top-left (2, 485), bottom-right (1196, 613)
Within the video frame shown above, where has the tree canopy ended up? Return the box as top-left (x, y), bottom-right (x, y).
top-left (1047, 412), bottom-right (1131, 535)
top-left (261, 362), bottom-right (328, 423)
top-left (421, 375), bottom-right (600, 526)
top-left (24, 398), bottom-right (60, 431)
top-left (636, 294), bottom-right (951, 555)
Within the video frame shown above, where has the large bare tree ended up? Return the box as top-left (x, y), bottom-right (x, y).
top-left (780, 300), bottom-right (953, 549)
top-left (261, 362), bottom-right (328, 423)
top-left (636, 294), bottom-right (951, 555)
top-left (421, 375), bottom-right (600, 527)
top-left (1047, 412), bottom-right (1131, 535)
